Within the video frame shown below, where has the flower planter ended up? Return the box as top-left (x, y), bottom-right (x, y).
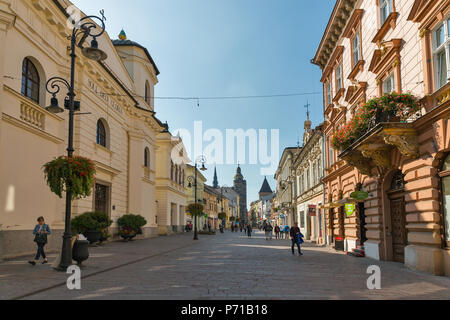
top-left (72, 240), bottom-right (90, 265)
top-left (120, 233), bottom-right (137, 242)
top-left (83, 230), bottom-right (102, 245)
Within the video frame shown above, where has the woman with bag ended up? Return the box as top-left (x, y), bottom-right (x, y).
top-left (28, 217), bottom-right (51, 266)
top-left (289, 223), bottom-right (304, 256)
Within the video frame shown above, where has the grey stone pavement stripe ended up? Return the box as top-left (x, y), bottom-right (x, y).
top-left (0, 233), bottom-right (200, 300)
top-left (10, 242), bottom-right (198, 300)
top-left (8, 231), bottom-right (450, 300)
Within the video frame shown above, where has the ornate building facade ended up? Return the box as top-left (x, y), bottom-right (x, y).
top-left (293, 119), bottom-right (326, 244)
top-left (0, 0), bottom-right (187, 259)
top-left (274, 148), bottom-right (298, 227)
top-left (313, 0), bottom-right (450, 276)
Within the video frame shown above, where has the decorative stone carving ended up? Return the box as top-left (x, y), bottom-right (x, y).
top-left (358, 144), bottom-right (391, 169)
top-left (382, 129), bottom-right (419, 159)
top-left (341, 151), bottom-right (374, 177)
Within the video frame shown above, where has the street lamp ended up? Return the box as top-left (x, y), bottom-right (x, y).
top-left (187, 156), bottom-right (207, 240)
top-left (45, 11), bottom-right (107, 271)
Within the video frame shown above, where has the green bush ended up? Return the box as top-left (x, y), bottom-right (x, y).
top-left (218, 212), bottom-right (227, 220)
top-left (117, 214), bottom-right (147, 231)
top-left (71, 212), bottom-right (112, 234)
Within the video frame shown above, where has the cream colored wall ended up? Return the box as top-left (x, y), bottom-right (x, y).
top-left (155, 134), bottom-right (187, 234)
top-left (0, 0), bottom-right (168, 257)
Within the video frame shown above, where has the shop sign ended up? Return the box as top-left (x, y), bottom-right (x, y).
top-left (350, 191), bottom-right (369, 201)
top-left (345, 203), bottom-right (355, 216)
top-left (308, 205), bottom-right (317, 217)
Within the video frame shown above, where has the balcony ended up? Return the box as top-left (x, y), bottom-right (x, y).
top-left (333, 93), bottom-right (423, 176)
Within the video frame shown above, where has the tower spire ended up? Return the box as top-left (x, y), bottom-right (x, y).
top-left (213, 166), bottom-right (219, 189)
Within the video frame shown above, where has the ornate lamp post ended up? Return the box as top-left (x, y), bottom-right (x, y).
top-left (45, 11), bottom-right (107, 271)
top-left (187, 156), bottom-right (207, 240)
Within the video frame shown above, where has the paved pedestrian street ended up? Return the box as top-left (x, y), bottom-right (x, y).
top-left (1, 231), bottom-right (449, 300)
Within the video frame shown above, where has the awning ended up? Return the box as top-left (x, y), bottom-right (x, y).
top-left (338, 197), bottom-right (365, 204)
top-left (318, 202), bottom-right (345, 209)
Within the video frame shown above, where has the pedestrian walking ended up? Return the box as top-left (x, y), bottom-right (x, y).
top-left (28, 216), bottom-right (51, 266)
top-left (284, 225), bottom-right (290, 239)
top-left (290, 223), bottom-right (304, 256)
top-left (264, 223), bottom-right (273, 240)
top-left (275, 225), bottom-right (280, 239)
top-left (280, 225), bottom-right (284, 239)
top-left (247, 224), bottom-right (252, 238)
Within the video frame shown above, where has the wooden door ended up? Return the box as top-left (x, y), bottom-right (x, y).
top-left (390, 196), bottom-right (407, 263)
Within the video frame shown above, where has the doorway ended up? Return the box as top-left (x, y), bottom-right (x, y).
top-left (358, 202), bottom-right (367, 244)
top-left (94, 183), bottom-right (110, 216)
top-left (387, 171), bottom-right (407, 263)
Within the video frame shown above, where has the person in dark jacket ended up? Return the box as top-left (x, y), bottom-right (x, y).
top-left (290, 223), bottom-right (303, 256)
top-left (29, 217), bottom-right (51, 266)
top-left (247, 224), bottom-right (252, 238)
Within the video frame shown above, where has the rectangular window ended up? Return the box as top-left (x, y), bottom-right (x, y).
top-left (380, 0), bottom-right (392, 26)
top-left (433, 19), bottom-right (450, 89)
top-left (383, 73), bottom-right (396, 94)
top-left (300, 211), bottom-right (305, 229)
top-left (307, 169), bottom-right (310, 190)
top-left (326, 82), bottom-right (332, 105)
top-left (329, 141), bottom-right (334, 167)
top-left (336, 64), bottom-right (342, 92)
top-left (352, 32), bottom-right (361, 68)
top-left (312, 163), bottom-right (317, 186)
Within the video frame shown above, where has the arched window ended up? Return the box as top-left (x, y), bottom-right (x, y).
top-left (145, 81), bottom-right (151, 106)
top-left (144, 147), bottom-right (150, 168)
top-left (442, 154), bottom-right (450, 247)
top-left (96, 119), bottom-right (107, 148)
top-left (21, 58), bottom-right (40, 104)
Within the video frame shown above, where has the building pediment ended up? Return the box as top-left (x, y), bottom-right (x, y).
top-left (369, 39), bottom-right (402, 75)
top-left (407, 0), bottom-right (440, 23)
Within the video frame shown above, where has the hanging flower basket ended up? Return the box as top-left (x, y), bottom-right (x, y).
top-left (218, 212), bottom-right (227, 220)
top-left (331, 92), bottom-right (422, 151)
top-left (187, 203), bottom-right (204, 217)
top-left (43, 156), bottom-right (96, 200)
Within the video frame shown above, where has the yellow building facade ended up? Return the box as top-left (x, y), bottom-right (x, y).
top-left (0, 0), bottom-right (187, 259)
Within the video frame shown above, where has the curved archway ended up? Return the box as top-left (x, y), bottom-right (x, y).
top-left (96, 118), bottom-right (110, 149)
top-left (440, 153), bottom-right (450, 248)
top-left (21, 57), bottom-right (46, 106)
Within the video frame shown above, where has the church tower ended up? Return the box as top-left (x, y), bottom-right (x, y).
top-left (259, 177), bottom-right (273, 200)
top-left (303, 101), bottom-right (313, 146)
top-left (213, 167), bottom-right (219, 189)
top-left (233, 165), bottom-right (248, 224)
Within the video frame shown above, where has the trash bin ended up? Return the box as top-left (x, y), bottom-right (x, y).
top-left (335, 237), bottom-right (345, 251)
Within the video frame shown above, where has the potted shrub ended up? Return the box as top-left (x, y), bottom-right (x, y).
top-left (117, 214), bottom-right (147, 241)
top-left (71, 212), bottom-right (112, 245)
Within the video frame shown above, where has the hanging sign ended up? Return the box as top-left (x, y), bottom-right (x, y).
top-left (308, 205), bottom-right (317, 217)
top-left (345, 203), bottom-right (355, 216)
top-left (350, 191), bottom-right (369, 201)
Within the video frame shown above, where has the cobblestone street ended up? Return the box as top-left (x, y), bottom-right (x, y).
top-left (1, 231), bottom-right (449, 300)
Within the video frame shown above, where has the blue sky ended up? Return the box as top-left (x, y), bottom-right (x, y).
top-left (72, 0), bottom-right (334, 207)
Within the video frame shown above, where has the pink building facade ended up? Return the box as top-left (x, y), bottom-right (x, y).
top-left (313, 0), bottom-right (450, 276)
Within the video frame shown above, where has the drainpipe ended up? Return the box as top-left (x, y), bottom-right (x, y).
top-left (322, 131), bottom-right (327, 246)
